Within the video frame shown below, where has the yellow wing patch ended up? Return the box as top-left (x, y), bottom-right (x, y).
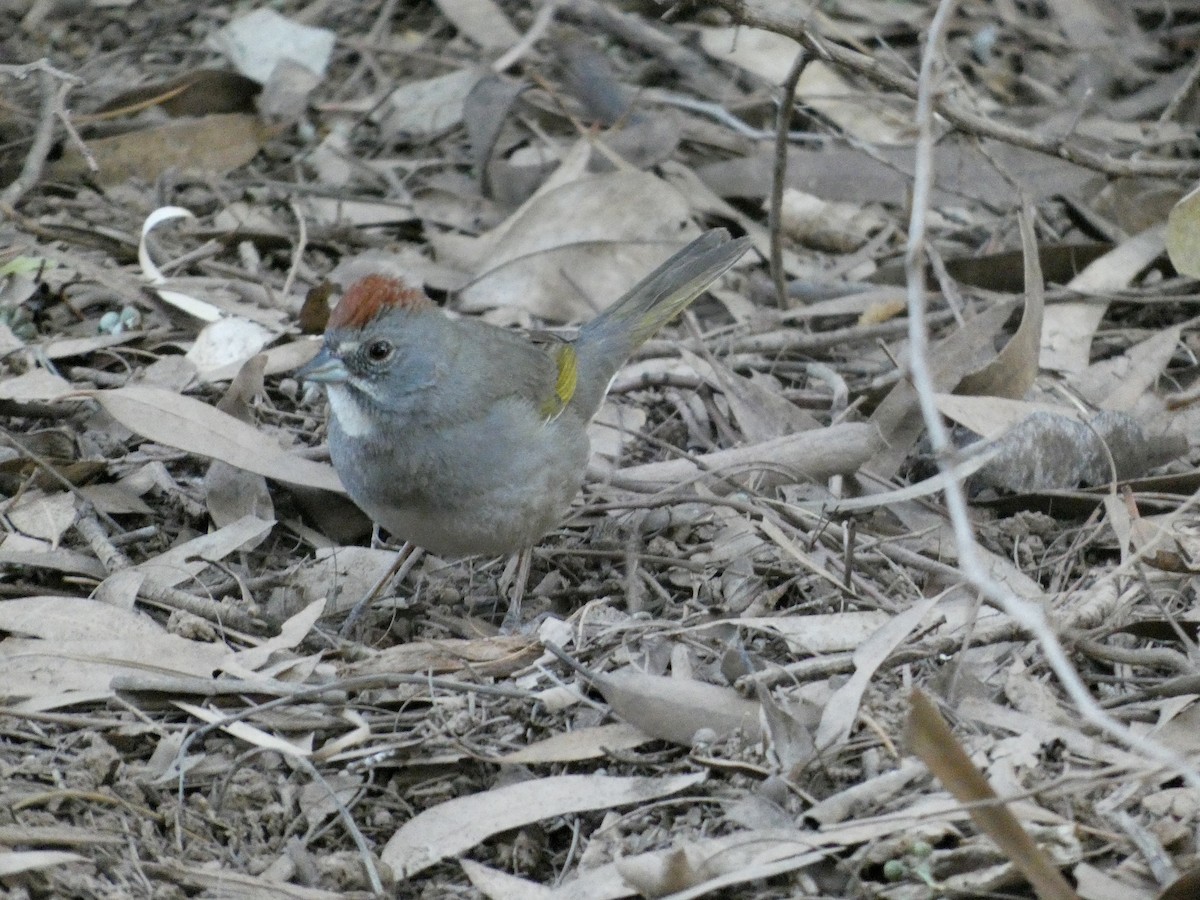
top-left (540, 343), bottom-right (578, 421)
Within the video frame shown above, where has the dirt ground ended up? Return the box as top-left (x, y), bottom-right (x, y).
top-left (2, 1), bottom-right (1200, 898)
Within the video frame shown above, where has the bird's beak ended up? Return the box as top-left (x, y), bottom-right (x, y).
top-left (296, 345), bottom-right (350, 384)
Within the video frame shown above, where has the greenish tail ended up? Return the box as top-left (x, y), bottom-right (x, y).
top-left (572, 229), bottom-right (751, 416)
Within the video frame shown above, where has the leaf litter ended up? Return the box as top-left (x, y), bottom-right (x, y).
top-left (2, 1), bottom-right (1200, 898)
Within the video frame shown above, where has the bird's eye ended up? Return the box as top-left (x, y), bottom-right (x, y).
top-left (365, 340), bottom-right (394, 363)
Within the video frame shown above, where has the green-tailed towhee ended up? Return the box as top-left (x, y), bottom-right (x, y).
top-left (299, 229), bottom-right (750, 557)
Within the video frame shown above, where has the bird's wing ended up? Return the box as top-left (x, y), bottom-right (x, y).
top-left (450, 318), bottom-right (577, 422)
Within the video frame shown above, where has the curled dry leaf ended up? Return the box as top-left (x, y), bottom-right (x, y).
top-left (957, 209), bottom-right (1044, 400)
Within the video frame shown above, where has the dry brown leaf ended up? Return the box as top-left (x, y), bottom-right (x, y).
top-left (0, 546), bottom-right (106, 580)
top-left (433, 0), bottom-right (520, 50)
top-left (177, 701), bottom-right (313, 759)
top-left (0, 851), bottom-right (89, 877)
top-left (558, 831), bottom-right (825, 900)
top-left (906, 690), bottom-right (1079, 900)
top-left (606, 422), bottom-right (880, 493)
top-left (0, 369), bottom-right (72, 402)
top-left (460, 860), bottom-right (551, 899)
top-left (87, 385), bottom-right (343, 493)
top-left (1041, 224), bottom-right (1166, 373)
top-left (678, 347), bottom-right (820, 440)
top-left (724, 612), bottom-right (892, 653)
top-left (589, 666), bottom-right (762, 746)
top-left (131, 515), bottom-right (274, 591)
top-left (698, 31), bottom-right (910, 143)
top-left (224, 599), bottom-right (325, 674)
top-left (495, 722), bottom-right (651, 764)
top-left (867, 300), bottom-right (1017, 477)
top-left (757, 685), bottom-right (816, 774)
top-left (1072, 861), bottom-right (1156, 900)
top-left (205, 356), bottom-right (274, 533)
top-left (815, 596), bottom-right (939, 751)
top-left (91, 68), bottom-right (261, 120)
top-left (935, 395), bottom-right (1082, 439)
top-left (0, 597), bottom-right (229, 703)
top-left (958, 209), bottom-right (1044, 399)
top-left (777, 188), bottom-right (888, 252)
top-left (288, 546), bottom-right (396, 616)
top-left (456, 169), bottom-right (701, 320)
top-left (382, 772), bottom-right (705, 878)
top-left (697, 142), bottom-right (1096, 209)
top-left (51, 114), bottom-right (276, 187)
top-left (1069, 325), bottom-right (1183, 412)
top-left (1166, 185), bottom-right (1200, 278)
top-left (4, 490), bottom-right (76, 547)
top-left (377, 68), bottom-right (484, 141)
top-left (342, 636), bottom-right (541, 679)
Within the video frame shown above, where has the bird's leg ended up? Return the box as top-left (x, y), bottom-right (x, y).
top-left (339, 541), bottom-right (424, 638)
top-left (499, 548), bottom-right (532, 633)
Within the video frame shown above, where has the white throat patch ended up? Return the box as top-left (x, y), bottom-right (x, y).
top-left (325, 384), bottom-right (375, 438)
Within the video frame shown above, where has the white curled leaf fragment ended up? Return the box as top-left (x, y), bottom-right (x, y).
top-left (139, 206), bottom-right (223, 322)
top-left (185, 317), bottom-right (274, 380)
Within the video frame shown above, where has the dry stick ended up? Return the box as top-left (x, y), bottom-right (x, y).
top-left (291, 755), bottom-right (383, 894)
top-left (900, 1), bottom-right (1200, 792)
top-left (73, 513), bottom-right (265, 634)
top-left (562, 0), bottom-right (736, 101)
top-left (0, 430), bottom-right (123, 533)
top-left (169, 672), bottom-right (532, 849)
top-left (0, 60), bottom-right (94, 206)
top-left (1157, 51), bottom-right (1200, 128)
top-left (281, 199), bottom-right (307, 300)
top-left (493, 0), bottom-right (559, 73)
top-left (1, 68), bottom-right (59, 207)
top-left (710, 0), bottom-right (1200, 179)
top-left (769, 50), bottom-right (808, 310)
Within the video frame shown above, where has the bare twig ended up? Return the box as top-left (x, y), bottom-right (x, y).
top-left (769, 51), bottom-right (808, 310)
top-left (493, 0), bottom-right (559, 73)
top-left (282, 199), bottom-right (308, 300)
top-left (73, 513), bottom-right (267, 634)
top-left (1, 68), bottom-right (59, 207)
top-left (901, 0), bottom-right (1200, 791)
top-left (708, 0), bottom-right (1200, 178)
top-left (0, 60), bottom-right (95, 206)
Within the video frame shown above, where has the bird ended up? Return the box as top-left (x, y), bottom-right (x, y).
top-left (299, 229), bottom-right (751, 626)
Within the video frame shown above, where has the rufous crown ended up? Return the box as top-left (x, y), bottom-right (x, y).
top-left (327, 275), bottom-right (431, 330)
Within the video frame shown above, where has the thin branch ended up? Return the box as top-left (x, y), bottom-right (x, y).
top-left (709, 0), bottom-right (1200, 179)
top-left (902, 0), bottom-right (1200, 791)
top-left (769, 50), bottom-right (808, 310)
top-left (1, 68), bottom-right (59, 207)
